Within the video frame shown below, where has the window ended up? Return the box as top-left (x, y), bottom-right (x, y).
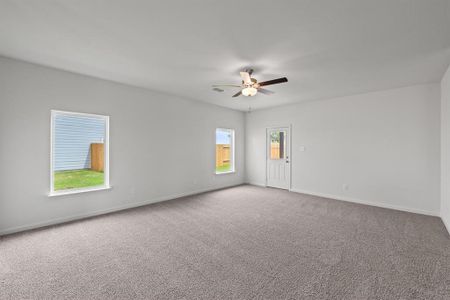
top-left (270, 130), bottom-right (286, 160)
top-left (215, 128), bottom-right (235, 174)
top-left (50, 110), bottom-right (110, 195)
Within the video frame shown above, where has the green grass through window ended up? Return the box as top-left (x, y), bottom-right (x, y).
top-left (216, 162), bottom-right (232, 173)
top-left (54, 169), bottom-right (104, 191)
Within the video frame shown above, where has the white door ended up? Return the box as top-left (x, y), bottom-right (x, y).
top-left (266, 127), bottom-right (290, 189)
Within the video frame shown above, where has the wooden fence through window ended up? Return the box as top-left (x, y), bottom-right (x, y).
top-left (271, 142), bottom-right (281, 159)
top-left (90, 143), bottom-right (104, 172)
top-left (216, 144), bottom-right (230, 167)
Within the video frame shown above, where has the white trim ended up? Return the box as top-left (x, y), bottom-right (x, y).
top-left (441, 215), bottom-right (450, 236)
top-left (246, 181), bottom-right (266, 187)
top-left (49, 185), bottom-right (112, 197)
top-left (50, 111), bottom-right (55, 192)
top-left (104, 115), bottom-right (110, 187)
top-left (215, 171), bottom-right (236, 175)
top-left (50, 109), bottom-right (109, 119)
top-left (50, 110), bottom-right (110, 195)
top-left (1, 184), bottom-right (243, 236)
top-left (290, 188), bottom-right (439, 217)
top-left (288, 124), bottom-right (292, 191)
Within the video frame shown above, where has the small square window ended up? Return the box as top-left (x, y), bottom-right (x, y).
top-left (50, 110), bottom-right (110, 195)
top-left (215, 128), bottom-right (235, 174)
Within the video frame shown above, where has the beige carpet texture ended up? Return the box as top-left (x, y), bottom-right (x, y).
top-left (1, 185), bottom-right (450, 299)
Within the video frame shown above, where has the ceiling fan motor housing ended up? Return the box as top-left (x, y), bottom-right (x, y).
top-left (244, 68), bottom-right (254, 75)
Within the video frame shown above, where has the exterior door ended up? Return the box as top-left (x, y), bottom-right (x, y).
top-left (266, 127), bottom-right (290, 189)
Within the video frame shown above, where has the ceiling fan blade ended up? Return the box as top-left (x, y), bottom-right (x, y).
top-left (212, 84), bottom-right (242, 88)
top-left (232, 90), bottom-right (242, 97)
top-left (240, 72), bottom-right (252, 84)
top-left (212, 88), bottom-right (224, 92)
top-left (258, 88), bottom-right (275, 95)
top-left (258, 77), bottom-right (288, 87)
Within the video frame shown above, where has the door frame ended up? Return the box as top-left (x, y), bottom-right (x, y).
top-left (265, 125), bottom-right (292, 191)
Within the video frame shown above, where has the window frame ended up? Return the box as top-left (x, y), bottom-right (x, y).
top-left (215, 128), bottom-right (235, 175)
top-left (49, 110), bottom-right (110, 196)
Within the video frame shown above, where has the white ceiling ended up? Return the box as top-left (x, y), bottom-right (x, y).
top-left (1, 0), bottom-right (449, 111)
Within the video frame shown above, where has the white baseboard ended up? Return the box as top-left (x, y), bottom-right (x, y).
top-left (441, 215), bottom-right (450, 236)
top-left (246, 181), bottom-right (266, 187)
top-left (0, 184), bottom-right (243, 236)
top-left (245, 183), bottom-right (437, 216)
top-left (289, 188), bottom-right (439, 217)
top-left (2, 184), bottom-right (442, 236)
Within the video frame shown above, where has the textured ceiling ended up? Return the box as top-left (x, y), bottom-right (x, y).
top-left (0, 0), bottom-right (449, 111)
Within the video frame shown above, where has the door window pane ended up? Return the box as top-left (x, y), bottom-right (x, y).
top-left (270, 131), bottom-right (286, 160)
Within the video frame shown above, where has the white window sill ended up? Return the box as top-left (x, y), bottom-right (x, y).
top-left (49, 185), bottom-right (112, 197)
top-left (215, 171), bottom-right (236, 175)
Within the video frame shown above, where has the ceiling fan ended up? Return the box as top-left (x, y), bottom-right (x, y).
top-left (212, 69), bottom-right (288, 97)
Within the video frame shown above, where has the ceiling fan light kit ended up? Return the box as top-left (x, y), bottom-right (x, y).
top-left (242, 87), bottom-right (258, 97)
top-left (212, 68), bottom-right (288, 98)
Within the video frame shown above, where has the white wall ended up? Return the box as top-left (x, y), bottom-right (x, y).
top-left (441, 64), bottom-right (450, 233)
top-left (0, 56), bottom-right (245, 235)
top-left (246, 84), bottom-right (441, 216)
top-left (0, 54), bottom-right (444, 235)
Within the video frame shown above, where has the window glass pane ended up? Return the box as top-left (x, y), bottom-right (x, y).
top-left (270, 131), bottom-right (285, 160)
top-left (53, 113), bottom-right (106, 191)
top-left (216, 129), bottom-right (233, 173)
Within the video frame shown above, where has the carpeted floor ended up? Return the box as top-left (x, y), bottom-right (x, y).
top-left (1, 185), bottom-right (450, 299)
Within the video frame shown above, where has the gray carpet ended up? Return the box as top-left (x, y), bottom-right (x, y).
top-left (1, 185), bottom-right (450, 299)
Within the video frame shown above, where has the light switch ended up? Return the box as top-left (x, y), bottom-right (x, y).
top-left (299, 146), bottom-right (305, 152)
